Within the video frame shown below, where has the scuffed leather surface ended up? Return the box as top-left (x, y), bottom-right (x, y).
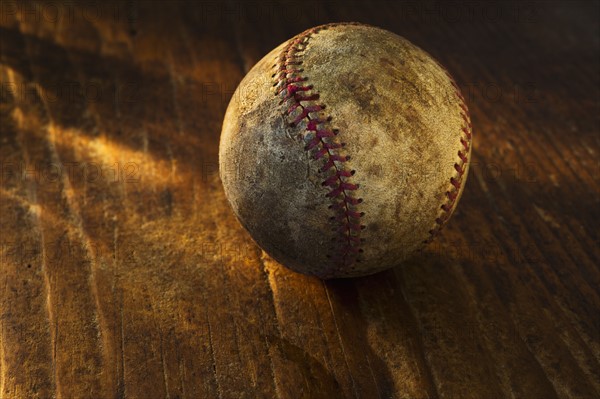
top-left (219, 24), bottom-right (471, 278)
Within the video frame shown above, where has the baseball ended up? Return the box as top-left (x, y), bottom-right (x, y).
top-left (219, 23), bottom-right (472, 279)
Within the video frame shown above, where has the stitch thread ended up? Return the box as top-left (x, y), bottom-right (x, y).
top-left (273, 24), bottom-right (365, 271)
top-left (425, 67), bottom-right (472, 243)
top-left (272, 23), bottom-right (469, 264)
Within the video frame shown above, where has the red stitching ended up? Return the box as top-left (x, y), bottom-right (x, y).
top-left (273, 24), bottom-right (365, 270)
top-left (425, 66), bottom-right (472, 244)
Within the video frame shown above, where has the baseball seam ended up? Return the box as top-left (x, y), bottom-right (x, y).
top-left (272, 23), bottom-right (365, 273)
top-left (425, 67), bottom-right (472, 244)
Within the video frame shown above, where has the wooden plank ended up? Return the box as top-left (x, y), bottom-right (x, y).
top-left (0, 1), bottom-right (598, 398)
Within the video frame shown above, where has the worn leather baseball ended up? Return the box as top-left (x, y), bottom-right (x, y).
top-left (219, 23), bottom-right (472, 279)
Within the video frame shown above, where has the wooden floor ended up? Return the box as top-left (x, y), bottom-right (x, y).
top-left (1, 1), bottom-right (598, 398)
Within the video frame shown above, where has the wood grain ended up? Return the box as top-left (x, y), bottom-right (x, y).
top-left (0, 1), bottom-right (598, 398)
